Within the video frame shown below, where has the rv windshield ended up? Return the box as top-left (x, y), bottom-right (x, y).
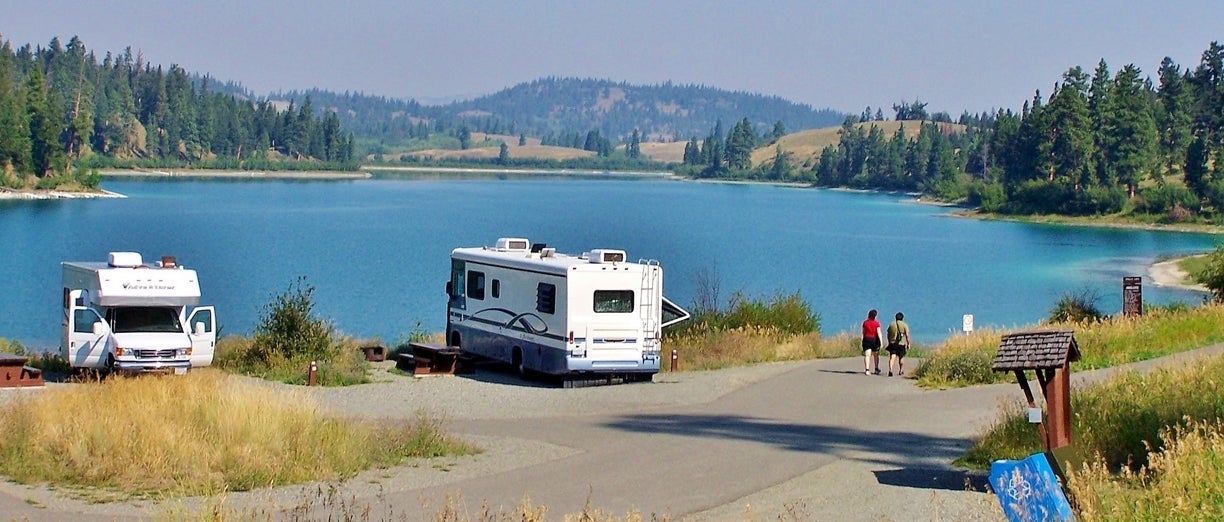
top-left (108, 306), bottom-right (183, 333)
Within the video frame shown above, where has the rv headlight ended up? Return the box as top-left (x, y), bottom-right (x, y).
top-left (177, 348), bottom-right (189, 357)
top-left (113, 346), bottom-right (124, 357)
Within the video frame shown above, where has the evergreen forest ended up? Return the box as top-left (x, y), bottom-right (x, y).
top-left (6, 32), bottom-right (1224, 224)
top-left (683, 41), bottom-right (1224, 222)
top-left (0, 35), bottom-right (358, 190)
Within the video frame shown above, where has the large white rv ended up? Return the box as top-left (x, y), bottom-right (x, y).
top-left (61, 252), bottom-right (216, 373)
top-left (446, 238), bottom-right (689, 383)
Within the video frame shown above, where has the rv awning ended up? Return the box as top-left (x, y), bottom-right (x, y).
top-left (661, 296), bottom-right (690, 328)
top-left (93, 268), bottom-right (202, 307)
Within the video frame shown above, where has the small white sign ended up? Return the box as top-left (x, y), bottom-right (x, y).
top-left (962, 314), bottom-right (974, 333)
top-left (1028, 408), bottom-right (1043, 423)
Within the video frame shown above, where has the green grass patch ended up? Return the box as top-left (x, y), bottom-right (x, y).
top-left (0, 370), bottom-right (477, 498)
top-left (916, 303), bottom-right (1224, 388)
top-left (958, 355), bottom-right (1224, 471)
top-left (662, 291), bottom-right (851, 371)
top-left (958, 354), bottom-right (1224, 519)
top-left (1178, 254), bottom-right (1209, 284)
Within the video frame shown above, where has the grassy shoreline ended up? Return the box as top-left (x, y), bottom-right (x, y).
top-left (951, 208), bottom-right (1224, 235)
top-left (100, 168), bottom-right (371, 180)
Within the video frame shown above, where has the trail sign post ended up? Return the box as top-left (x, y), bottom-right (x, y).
top-left (1123, 276), bottom-right (1142, 316)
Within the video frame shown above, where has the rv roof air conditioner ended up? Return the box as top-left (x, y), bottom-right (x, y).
top-left (588, 249), bottom-right (627, 264)
top-left (495, 237), bottom-right (530, 252)
top-left (107, 252), bottom-right (143, 268)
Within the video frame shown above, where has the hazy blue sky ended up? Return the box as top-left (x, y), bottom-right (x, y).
top-left (5, 1), bottom-right (1223, 115)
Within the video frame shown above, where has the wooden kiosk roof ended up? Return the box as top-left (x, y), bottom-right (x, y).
top-left (992, 329), bottom-right (1081, 371)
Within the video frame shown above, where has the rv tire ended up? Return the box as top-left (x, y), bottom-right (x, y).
top-left (105, 354), bottom-right (115, 372)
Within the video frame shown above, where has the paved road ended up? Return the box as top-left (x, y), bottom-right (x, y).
top-left (3, 346), bottom-right (1218, 521)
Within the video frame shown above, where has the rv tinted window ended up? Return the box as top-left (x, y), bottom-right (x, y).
top-left (492, 279), bottom-right (500, 299)
top-left (594, 290), bottom-right (634, 313)
top-left (467, 270), bottom-right (485, 300)
top-left (536, 283), bottom-right (556, 314)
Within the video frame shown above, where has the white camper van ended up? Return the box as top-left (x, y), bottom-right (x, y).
top-left (446, 238), bottom-right (689, 383)
top-left (61, 252), bottom-right (216, 374)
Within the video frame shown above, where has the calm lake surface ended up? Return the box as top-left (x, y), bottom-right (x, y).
top-left (1, 176), bottom-right (1217, 350)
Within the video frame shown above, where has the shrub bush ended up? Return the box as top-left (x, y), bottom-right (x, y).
top-left (1048, 287), bottom-right (1104, 323)
top-left (217, 277), bottom-right (369, 385)
top-left (252, 277), bottom-right (335, 362)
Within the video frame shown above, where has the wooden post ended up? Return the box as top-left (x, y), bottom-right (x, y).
top-left (1045, 363), bottom-right (1074, 448)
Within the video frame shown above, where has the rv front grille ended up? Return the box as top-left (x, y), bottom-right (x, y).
top-left (135, 349), bottom-right (178, 359)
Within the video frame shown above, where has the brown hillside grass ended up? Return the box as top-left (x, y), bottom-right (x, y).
top-left (750, 121), bottom-right (967, 168)
top-left (407, 132), bottom-right (594, 162)
top-left (639, 141), bottom-right (686, 163)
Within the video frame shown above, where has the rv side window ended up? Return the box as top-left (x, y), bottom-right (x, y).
top-left (73, 309), bottom-right (101, 333)
top-left (491, 279), bottom-right (500, 299)
top-left (536, 283), bottom-right (556, 314)
top-left (467, 270), bottom-right (485, 300)
top-left (594, 290), bottom-right (634, 313)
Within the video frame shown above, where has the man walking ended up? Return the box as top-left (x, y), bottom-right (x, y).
top-left (886, 312), bottom-right (911, 377)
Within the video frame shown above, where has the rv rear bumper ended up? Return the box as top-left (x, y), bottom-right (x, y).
top-left (565, 357), bottom-right (660, 373)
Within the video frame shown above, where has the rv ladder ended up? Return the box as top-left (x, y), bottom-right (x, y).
top-left (639, 259), bottom-right (661, 350)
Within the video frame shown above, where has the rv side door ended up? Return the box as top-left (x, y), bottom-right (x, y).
top-left (449, 259), bottom-right (466, 311)
top-left (67, 306), bottom-right (109, 368)
top-left (187, 306), bottom-right (216, 368)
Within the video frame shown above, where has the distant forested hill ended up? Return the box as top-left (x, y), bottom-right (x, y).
top-left (442, 77), bottom-right (845, 141)
top-left (274, 78), bottom-right (846, 145)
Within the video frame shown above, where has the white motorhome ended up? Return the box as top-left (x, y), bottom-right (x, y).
top-left (62, 252), bottom-right (216, 374)
top-left (446, 238), bottom-right (689, 383)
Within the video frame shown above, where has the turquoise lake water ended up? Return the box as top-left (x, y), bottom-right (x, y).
top-left (1, 176), bottom-right (1217, 349)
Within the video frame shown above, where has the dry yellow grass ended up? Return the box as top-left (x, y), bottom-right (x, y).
top-left (750, 121), bottom-right (967, 168)
top-left (0, 369), bottom-right (474, 498)
top-left (665, 328), bottom-right (859, 371)
top-left (407, 132), bottom-right (595, 162)
top-left (638, 141), bottom-right (687, 163)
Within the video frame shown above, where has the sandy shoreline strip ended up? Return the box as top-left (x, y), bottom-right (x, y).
top-left (0, 187), bottom-right (125, 200)
top-left (1149, 255), bottom-right (1209, 292)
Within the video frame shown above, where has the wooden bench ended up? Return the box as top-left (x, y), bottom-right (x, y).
top-left (0, 354), bottom-right (45, 388)
top-left (357, 342), bottom-right (386, 362)
top-left (397, 342), bottom-right (474, 375)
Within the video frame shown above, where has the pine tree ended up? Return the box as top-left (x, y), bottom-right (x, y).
top-left (1046, 67), bottom-right (1095, 188)
top-left (25, 66), bottom-right (66, 176)
top-left (0, 41), bottom-right (32, 177)
top-left (1157, 57), bottom-right (1194, 174)
top-left (1102, 64), bottom-right (1159, 198)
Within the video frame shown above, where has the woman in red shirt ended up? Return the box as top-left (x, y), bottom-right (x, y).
top-left (861, 309), bottom-right (883, 375)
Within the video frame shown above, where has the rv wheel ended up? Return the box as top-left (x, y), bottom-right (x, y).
top-left (105, 354), bottom-right (116, 372)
